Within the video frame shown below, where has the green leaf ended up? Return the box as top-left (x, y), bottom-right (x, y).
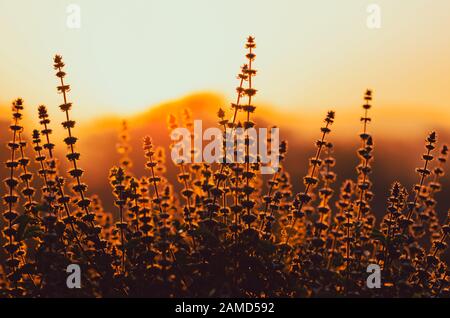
top-left (12, 214), bottom-right (32, 226)
top-left (371, 228), bottom-right (386, 243)
top-left (15, 214), bottom-right (32, 241)
top-left (23, 225), bottom-right (43, 240)
top-left (14, 215), bottom-right (42, 241)
top-left (125, 238), bottom-right (140, 249)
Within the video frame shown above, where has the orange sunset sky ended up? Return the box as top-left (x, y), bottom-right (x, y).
top-left (0, 0), bottom-right (449, 133)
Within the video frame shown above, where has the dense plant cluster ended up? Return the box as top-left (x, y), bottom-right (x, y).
top-left (0, 37), bottom-right (449, 298)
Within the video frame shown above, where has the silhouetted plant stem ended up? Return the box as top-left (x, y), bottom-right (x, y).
top-left (17, 131), bottom-right (38, 218)
top-left (242, 58), bottom-right (258, 228)
top-left (3, 98), bottom-right (23, 286)
top-left (179, 164), bottom-right (197, 249)
top-left (404, 132), bottom-right (437, 229)
top-left (356, 90), bottom-right (373, 221)
top-left (37, 106), bottom-right (86, 256)
top-left (55, 178), bottom-right (86, 255)
top-left (110, 167), bottom-right (127, 273)
top-left (283, 111), bottom-right (335, 249)
top-left (53, 55), bottom-right (97, 232)
top-left (212, 63), bottom-right (248, 206)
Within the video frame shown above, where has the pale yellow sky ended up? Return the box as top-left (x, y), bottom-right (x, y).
top-left (0, 0), bottom-right (449, 123)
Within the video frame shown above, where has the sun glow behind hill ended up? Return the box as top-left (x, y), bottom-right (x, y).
top-left (0, 91), bottom-right (449, 144)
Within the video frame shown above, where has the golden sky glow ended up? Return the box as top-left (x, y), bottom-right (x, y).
top-left (0, 0), bottom-right (450, 124)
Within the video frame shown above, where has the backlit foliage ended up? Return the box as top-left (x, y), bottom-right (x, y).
top-left (0, 37), bottom-right (448, 298)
